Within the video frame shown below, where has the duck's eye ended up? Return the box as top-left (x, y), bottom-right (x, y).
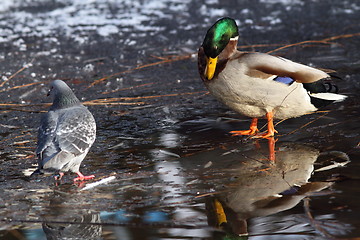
top-left (219, 35), bottom-right (228, 45)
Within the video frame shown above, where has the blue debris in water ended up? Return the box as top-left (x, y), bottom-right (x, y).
top-left (143, 211), bottom-right (168, 223)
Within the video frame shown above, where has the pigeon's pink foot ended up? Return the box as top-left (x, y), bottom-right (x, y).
top-left (73, 172), bottom-right (95, 182)
top-left (54, 172), bottom-right (65, 180)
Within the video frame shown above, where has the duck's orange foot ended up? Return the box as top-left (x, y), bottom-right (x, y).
top-left (230, 128), bottom-right (258, 136)
top-left (230, 118), bottom-right (258, 136)
top-left (252, 129), bottom-right (278, 139)
top-left (73, 172), bottom-right (95, 182)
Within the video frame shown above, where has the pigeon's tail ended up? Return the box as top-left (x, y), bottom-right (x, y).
top-left (30, 168), bottom-right (43, 177)
top-left (43, 151), bottom-right (73, 170)
top-left (28, 168), bottom-right (46, 179)
top-left (29, 167), bottom-right (59, 177)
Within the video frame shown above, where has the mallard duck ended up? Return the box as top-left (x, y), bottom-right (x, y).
top-left (198, 17), bottom-right (347, 138)
top-left (34, 80), bottom-right (96, 182)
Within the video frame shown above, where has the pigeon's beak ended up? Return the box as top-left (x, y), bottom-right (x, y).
top-left (47, 86), bottom-right (53, 97)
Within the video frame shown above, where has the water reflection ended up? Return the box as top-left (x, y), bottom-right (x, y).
top-left (181, 140), bottom-right (350, 239)
top-left (42, 213), bottom-right (101, 240)
top-left (154, 130), bottom-right (211, 238)
top-left (2, 135), bottom-right (352, 239)
top-left (32, 188), bottom-right (102, 240)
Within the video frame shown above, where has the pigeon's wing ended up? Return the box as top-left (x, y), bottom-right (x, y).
top-left (36, 111), bottom-right (59, 162)
top-left (56, 106), bottom-right (96, 156)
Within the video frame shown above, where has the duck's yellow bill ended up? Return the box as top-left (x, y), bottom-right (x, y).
top-left (205, 56), bottom-right (218, 80)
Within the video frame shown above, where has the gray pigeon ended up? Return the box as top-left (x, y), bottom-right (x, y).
top-left (34, 80), bottom-right (96, 181)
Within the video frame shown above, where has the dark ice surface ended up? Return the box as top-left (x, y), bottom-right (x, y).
top-left (0, 0), bottom-right (359, 239)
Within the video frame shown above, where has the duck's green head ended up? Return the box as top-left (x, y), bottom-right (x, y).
top-left (202, 17), bottom-right (239, 58)
top-left (202, 17), bottom-right (239, 80)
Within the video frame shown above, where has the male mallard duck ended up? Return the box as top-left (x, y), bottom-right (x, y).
top-left (198, 17), bottom-right (347, 138)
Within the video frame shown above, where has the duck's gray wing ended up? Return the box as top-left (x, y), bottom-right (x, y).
top-left (235, 52), bottom-right (330, 83)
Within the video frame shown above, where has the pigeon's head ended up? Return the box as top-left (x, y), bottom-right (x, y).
top-left (48, 80), bottom-right (81, 109)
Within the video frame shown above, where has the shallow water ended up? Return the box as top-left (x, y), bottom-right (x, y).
top-left (0, 0), bottom-right (359, 239)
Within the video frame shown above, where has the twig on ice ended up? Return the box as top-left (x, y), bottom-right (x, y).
top-left (80, 176), bottom-right (116, 191)
top-left (303, 198), bottom-right (337, 240)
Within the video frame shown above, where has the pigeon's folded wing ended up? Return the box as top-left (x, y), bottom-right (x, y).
top-left (36, 111), bottom-right (59, 159)
top-left (56, 107), bottom-right (96, 156)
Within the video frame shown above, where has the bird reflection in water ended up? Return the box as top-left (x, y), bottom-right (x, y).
top-left (40, 190), bottom-right (102, 240)
top-left (42, 214), bottom-right (101, 240)
top-left (197, 142), bottom-right (348, 238)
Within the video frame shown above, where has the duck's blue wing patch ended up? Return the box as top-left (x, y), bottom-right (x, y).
top-left (273, 76), bottom-right (294, 85)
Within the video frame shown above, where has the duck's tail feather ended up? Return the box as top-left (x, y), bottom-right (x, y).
top-left (309, 92), bottom-right (347, 108)
top-left (302, 77), bottom-right (340, 94)
top-left (302, 76), bottom-right (347, 108)
top-left (310, 92), bottom-right (347, 102)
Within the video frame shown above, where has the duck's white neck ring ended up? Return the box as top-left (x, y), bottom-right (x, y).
top-left (230, 36), bottom-right (239, 41)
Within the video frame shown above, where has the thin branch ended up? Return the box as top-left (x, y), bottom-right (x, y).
top-left (267, 40), bottom-right (334, 54)
top-left (303, 198), bottom-right (337, 240)
top-left (0, 81), bottom-right (44, 93)
top-left (83, 101), bottom-right (145, 106)
top-left (281, 111), bottom-right (330, 136)
top-left (0, 91), bottom-right (204, 109)
top-left (0, 58), bottom-right (35, 88)
top-left (101, 82), bottom-right (155, 94)
top-left (238, 43), bottom-right (284, 49)
top-left (87, 91), bottom-right (207, 102)
top-left (267, 32), bottom-right (360, 54)
top-left (0, 103), bottom-right (50, 107)
top-left (322, 32), bottom-right (360, 41)
top-left (87, 54), bottom-right (192, 88)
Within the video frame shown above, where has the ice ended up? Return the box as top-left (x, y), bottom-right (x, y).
top-left (97, 25), bottom-right (119, 37)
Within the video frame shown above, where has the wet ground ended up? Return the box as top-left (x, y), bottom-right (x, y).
top-left (0, 0), bottom-right (360, 239)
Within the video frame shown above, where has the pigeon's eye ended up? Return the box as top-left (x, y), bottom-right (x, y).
top-left (47, 86), bottom-right (54, 96)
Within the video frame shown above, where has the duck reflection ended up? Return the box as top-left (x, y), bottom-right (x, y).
top-left (193, 142), bottom-right (338, 237)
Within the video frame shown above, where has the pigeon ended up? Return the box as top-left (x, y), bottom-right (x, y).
top-left (34, 80), bottom-right (96, 182)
